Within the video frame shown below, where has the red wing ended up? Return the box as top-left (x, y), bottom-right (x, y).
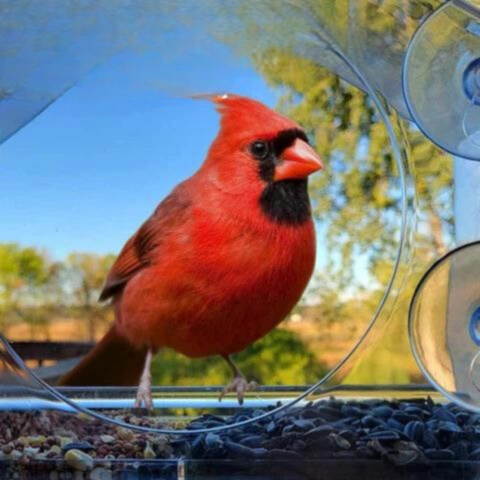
top-left (98, 226), bottom-right (149, 302)
top-left (99, 186), bottom-right (191, 301)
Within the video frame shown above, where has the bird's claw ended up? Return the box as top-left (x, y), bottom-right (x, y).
top-left (133, 385), bottom-right (153, 411)
top-left (219, 377), bottom-right (258, 405)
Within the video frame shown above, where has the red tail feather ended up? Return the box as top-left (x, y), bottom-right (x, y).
top-left (58, 326), bottom-right (147, 387)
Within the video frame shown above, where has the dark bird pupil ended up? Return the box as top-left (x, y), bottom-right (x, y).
top-left (250, 141), bottom-right (269, 159)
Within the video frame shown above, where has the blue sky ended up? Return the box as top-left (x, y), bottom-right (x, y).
top-left (0, 48), bottom-right (277, 259)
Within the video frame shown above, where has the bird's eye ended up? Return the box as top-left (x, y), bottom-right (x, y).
top-left (250, 141), bottom-right (270, 160)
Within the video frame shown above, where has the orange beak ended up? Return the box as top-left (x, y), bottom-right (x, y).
top-left (274, 139), bottom-right (323, 182)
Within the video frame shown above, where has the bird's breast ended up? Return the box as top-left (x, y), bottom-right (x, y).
top-left (190, 214), bottom-right (315, 289)
top-left (118, 208), bottom-right (316, 357)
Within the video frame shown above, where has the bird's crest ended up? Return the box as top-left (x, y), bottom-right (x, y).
top-left (192, 93), bottom-right (300, 139)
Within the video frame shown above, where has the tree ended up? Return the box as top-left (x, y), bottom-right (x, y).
top-left (64, 253), bottom-right (115, 340)
top-left (0, 243), bottom-right (54, 333)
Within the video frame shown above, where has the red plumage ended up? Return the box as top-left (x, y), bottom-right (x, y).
top-left (60, 94), bottom-right (322, 405)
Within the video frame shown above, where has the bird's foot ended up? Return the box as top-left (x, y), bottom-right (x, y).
top-left (133, 382), bottom-right (153, 411)
top-left (134, 358), bottom-right (153, 411)
top-left (133, 349), bottom-right (154, 413)
top-left (219, 376), bottom-right (258, 405)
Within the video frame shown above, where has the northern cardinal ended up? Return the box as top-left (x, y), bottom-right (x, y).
top-left (60, 94), bottom-right (322, 407)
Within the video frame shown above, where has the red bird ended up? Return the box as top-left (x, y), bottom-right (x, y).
top-left (60, 94), bottom-right (322, 407)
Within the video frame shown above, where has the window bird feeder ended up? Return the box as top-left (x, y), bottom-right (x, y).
top-left (1, 1), bottom-right (480, 478)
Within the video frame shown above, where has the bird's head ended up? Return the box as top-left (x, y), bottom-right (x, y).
top-left (202, 94), bottom-right (322, 181)
top-left (198, 94), bottom-right (323, 224)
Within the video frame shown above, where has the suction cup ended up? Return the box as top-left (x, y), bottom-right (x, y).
top-left (409, 242), bottom-right (480, 411)
top-left (403, 1), bottom-right (480, 160)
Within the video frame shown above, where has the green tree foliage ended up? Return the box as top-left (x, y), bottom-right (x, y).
top-left (151, 328), bottom-right (326, 387)
top-left (0, 243), bottom-right (55, 331)
top-left (0, 244), bottom-right (49, 293)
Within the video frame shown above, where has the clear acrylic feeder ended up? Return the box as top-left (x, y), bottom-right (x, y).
top-left (1, 0), bottom-right (480, 478)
